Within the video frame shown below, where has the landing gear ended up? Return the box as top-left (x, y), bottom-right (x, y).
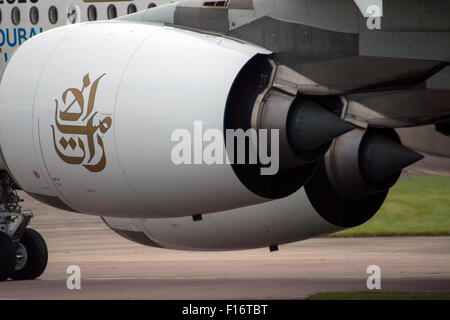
top-left (0, 232), bottom-right (15, 281)
top-left (0, 228), bottom-right (48, 281)
top-left (11, 228), bottom-right (48, 280)
top-left (0, 172), bottom-right (48, 281)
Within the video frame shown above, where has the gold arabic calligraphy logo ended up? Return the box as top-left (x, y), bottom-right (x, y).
top-left (51, 73), bottom-right (112, 173)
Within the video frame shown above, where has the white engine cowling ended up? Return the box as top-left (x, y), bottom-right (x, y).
top-left (102, 187), bottom-right (342, 251)
top-left (0, 21), bottom-right (275, 218)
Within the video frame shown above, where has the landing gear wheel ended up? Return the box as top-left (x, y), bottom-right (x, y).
top-left (0, 232), bottom-right (16, 281)
top-left (11, 228), bottom-right (48, 280)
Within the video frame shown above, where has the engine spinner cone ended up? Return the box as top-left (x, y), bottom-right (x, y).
top-left (287, 100), bottom-right (355, 153)
top-left (360, 133), bottom-right (424, 183)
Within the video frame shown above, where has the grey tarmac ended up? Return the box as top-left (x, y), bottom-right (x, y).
top-left (0, 193), bottom-right (448, 299)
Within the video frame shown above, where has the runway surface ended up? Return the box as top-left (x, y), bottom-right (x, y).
top-left (0, 193), bottom-right (449, 299)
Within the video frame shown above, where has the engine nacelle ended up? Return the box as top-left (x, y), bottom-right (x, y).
top-left (0, 22), bottom-right (268, 217)
top-left (0, 21), bottom-right (355, 219)
top-left (0, 21), bottom-right (273, 218)
top-left (102, 187), bottom-right (342, 251)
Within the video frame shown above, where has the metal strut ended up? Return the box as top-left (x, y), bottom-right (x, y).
top-left (0, 172), bottom-right (32, 241)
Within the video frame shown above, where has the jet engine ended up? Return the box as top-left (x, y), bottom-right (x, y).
top-left (0, 21), bottom-right (353, 219)
top-left (305, 128), bottom-right (424, 227)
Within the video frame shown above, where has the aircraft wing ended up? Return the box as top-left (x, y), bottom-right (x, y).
top-left (120, 0), bottom-right (450, 172)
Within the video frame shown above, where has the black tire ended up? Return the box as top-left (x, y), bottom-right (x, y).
top-left (0, 232), bottom-right (16, 281)
top-left (11, 228), bottom-right (48, 280)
